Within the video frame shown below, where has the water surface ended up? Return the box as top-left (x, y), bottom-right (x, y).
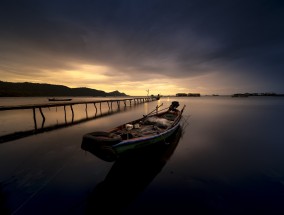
top-left (1, 96), bottom-right (284, 214)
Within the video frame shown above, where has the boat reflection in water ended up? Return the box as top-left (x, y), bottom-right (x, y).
top-left (82, 126), bottom-right (183, 214)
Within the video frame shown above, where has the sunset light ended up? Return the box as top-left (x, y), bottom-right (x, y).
top-left (1, 1), bottom-right (284, 214)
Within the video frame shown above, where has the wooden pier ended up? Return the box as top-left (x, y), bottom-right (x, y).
top-left (0, 97), bottom-right (159, 131)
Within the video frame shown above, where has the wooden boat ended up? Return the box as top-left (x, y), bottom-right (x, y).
top-left (85, 126), bottom-right (183, 213)
top-left (48, 98), bottom-right (72, 101)
top-left (81, 101), bottom-right (186, 161)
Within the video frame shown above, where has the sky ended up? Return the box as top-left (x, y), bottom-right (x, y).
top-left (0, 0), bottom-right (283, 96)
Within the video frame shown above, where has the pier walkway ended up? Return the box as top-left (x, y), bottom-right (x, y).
top-left (0, 97), bottom-right (159, 134)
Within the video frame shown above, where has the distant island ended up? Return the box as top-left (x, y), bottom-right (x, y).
top-left (231, 92), bottom-right (284, 97)
top-left (176, 93), bottom-right (201, 97)
top-left (0, 81), bottom-right (128, 97)
top-left (175, 92), bottom-right (284, 97)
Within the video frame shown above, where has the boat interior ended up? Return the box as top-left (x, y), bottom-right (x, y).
top-left (110, 111), bottom-right (180, 140)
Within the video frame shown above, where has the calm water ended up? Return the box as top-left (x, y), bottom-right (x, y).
top-left (1, 96), bottom-right (284, 214)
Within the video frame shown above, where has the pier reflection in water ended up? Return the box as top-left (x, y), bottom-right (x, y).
top-left (83, 126), bottom-right (183, 214)
top-left (0, 106), bottom-right (129, 144)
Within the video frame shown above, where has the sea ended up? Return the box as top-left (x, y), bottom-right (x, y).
top-left (1, 96), bottom-right (284, 215)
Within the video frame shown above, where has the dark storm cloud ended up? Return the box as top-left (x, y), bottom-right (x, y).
top-left (0, 0), bottom-right (283, 88)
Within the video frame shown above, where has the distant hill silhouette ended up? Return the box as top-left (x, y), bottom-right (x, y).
top-left (0, 81), bottom-right (128, 97)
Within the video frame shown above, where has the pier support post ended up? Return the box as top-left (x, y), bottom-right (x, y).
top-left (70, 105), bottom-right (74, 122)
top-left (85, 104), bottom-right (88, 118)
top-left (64, 105), bottom-right (67, 123)
top-left (39, 108), bottom-right (46, 128)
top-left (39, 108), bottom-right (45, 121)
top-left (93, 103), bottom-right (97, 115)
top-left (32, 108), bottom-right (37, 130)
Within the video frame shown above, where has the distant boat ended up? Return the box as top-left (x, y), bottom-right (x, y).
top-left (48, 98), bottom-right (72, 101)
top-left (81, 101), bottom-right (186, 162)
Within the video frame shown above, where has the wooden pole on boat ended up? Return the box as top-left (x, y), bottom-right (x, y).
top-left (143, 103), bottom-right (163, 118)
